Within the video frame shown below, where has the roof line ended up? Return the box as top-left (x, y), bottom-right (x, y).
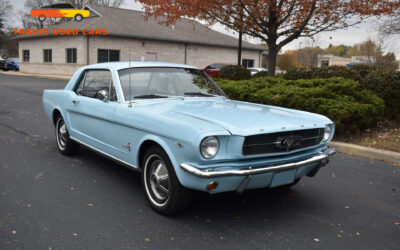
top-left (83, 4), bottom-right (103, 17)
top-left (13, 32), bottom-right (266, 51)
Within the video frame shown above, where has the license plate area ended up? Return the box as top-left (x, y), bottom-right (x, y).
top-left (270, 169), bottom-right (296, 187)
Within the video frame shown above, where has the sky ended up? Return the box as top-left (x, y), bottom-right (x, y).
top-left (9, 0), bottom-right (400, 58)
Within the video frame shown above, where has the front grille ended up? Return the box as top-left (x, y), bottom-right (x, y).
top-left (243, 128), bottom-right (324, 155)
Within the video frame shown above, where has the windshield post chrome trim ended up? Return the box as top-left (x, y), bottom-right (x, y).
top-left (180, 147), bottom-right (336, 178)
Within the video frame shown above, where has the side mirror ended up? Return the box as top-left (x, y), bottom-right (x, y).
top-left (97, 89), bottom-right (109, 102)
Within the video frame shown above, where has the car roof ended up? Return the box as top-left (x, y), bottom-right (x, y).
top-left (83, 61), bottom-right (200, 71)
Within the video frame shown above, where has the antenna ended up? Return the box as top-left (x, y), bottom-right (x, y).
top-left (128, 48), bottom-right (132, 108)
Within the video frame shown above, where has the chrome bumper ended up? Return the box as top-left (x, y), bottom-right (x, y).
top-left (180, 147), bottom-right (336, 178)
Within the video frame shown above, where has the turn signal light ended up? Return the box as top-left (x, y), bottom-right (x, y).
top-left (206, 182), bottom-right (218, 191)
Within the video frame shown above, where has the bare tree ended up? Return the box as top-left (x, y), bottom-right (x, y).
top-left (380, 11), bottom-right (400, 35)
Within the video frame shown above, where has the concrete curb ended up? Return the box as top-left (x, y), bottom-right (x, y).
top-left (328, 141), bottom-right (400, 165)
top-left (1, 71), bottom-right (71, 80)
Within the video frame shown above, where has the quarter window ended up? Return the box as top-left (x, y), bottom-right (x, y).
top-left (97, 49), bottom-right (120, 63)
top-left (43, 49), bottom-right (52, 63)
top-left (23, 50), bottom-right (30, 62)
top-left (75, 70), bottom-right (117, 101)
top-left (66, 48), bottom-right (77, 64)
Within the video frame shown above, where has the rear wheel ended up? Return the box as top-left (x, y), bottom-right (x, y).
top-left (55, 116), bottom-right (79, 155)
top-left (142, 146), bottom-right (191, 215)
top-left (38, 15), bottom-right (46, 22)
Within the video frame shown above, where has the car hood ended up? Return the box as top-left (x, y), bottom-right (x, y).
top-left (141, 97), bottom-right (332, 137)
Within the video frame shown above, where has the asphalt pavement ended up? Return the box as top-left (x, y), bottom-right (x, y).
top-left (0, 73), bottom-right (399, 249)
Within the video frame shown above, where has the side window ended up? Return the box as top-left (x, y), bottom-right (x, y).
top-left (74, 70), bottom-right (118, 101)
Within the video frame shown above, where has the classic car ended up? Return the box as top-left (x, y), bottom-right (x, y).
top-left (31, 3), bottom-right (90, 22)
top-left (42, 62), bottom-right (336, 215)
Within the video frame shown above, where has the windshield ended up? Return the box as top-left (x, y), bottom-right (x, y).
top-left (118, 67), bottom-right (225, 101)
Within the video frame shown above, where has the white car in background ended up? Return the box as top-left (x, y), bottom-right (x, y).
top-left (248, 67), bottom-right (268, 75)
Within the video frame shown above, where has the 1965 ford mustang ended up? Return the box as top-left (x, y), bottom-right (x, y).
top-left (43, 62), bottom-right (336, 215)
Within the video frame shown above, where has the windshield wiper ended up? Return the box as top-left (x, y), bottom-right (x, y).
top-left (184, 92), bottom-right (216, 97)
top-left (133, 94), bottom-right (169, 99)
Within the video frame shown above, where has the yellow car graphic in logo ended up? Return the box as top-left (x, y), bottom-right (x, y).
top-left (31, 3), bottom-right (90, 22)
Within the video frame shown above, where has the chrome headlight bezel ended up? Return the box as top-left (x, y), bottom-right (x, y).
top-left (323, 124), bottom-right (332, 142)
top-left (200, 136), bottom-right (219, 159)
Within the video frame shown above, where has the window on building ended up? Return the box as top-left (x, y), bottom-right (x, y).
top-left (43, 49), bottom-right (52, 63)
top-left (242, 59), bottom-right (254, 68)
top-left (75, 69), bottom-right (117, 101)
top-left (66, 48), bottom-right (77, 64)
top-left (321, 60), bottom-right (329, 67)
top-left (23, 50), bottom-right (30, 62)
top-left (145, 52), bottom-right (157, 62)
top-left (97, 49), bottom-right (120, 63)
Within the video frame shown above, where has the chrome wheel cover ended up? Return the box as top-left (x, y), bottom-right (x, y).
top-left (144, 155), bottom-right (171, 207)
top-left (56, 119), bottom-right (68, 150)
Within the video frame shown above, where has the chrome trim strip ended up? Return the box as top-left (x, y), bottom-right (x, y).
top-left (70, 137), bottom-right (138, 171)
top-left (180, 147), bottom-right (336, 178)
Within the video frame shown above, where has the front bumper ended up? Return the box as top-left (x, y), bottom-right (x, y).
top-left (181, 147), bottom-right (336, 178)
top-left (179, 147), bottom-right (336, 193)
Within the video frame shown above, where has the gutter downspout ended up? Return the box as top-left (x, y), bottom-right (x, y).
top-left (86, 35), bottom-right (90, 65)
top-left (184, 43), bottom-right (188, 64)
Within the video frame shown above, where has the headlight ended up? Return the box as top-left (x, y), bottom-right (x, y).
top-left (200, 136), bottom-right (219, 159)
top-left (323, 124), bottom-right (332, 141)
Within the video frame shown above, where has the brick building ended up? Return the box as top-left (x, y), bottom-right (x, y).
top-left (16, 5), bottom-right (266, 76)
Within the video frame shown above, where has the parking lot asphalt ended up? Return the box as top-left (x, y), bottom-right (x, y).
top-left (0, 72), bottom-right (399, 250)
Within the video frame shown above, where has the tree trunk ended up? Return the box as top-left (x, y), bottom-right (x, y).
top-left (267, 47), bottom-right (278, 76)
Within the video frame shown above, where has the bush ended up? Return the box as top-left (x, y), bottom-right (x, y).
top-left (253, 71), bottom-right (269, 78)
top-left (283, 68), bottom-right (313, 80)
top-left (311, 66), bottom-right (361, 81)
top-left (349, 64), bottom-right (377, 78)
top-left (218, 65), bottom-right (252, 80)
top-left (215, 77), bottom-right (384, 132)
top-left (362, 71), bottom-right (400, 120)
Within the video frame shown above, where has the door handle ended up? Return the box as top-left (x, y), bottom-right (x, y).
top-left (72, 100), bottom-right (80, 104)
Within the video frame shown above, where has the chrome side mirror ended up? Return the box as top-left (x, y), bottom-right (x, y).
top-left (97, 89), bottom-right (109, 102)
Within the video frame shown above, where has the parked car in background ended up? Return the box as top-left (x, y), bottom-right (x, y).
top-left (5, 58), bottom-right (19, 71)
top-left (42, 62), bottom-right (336, 215)
top-left (203, 63), bottom-right (231, 77)
top-left (248, 67), bottom-right (267, 76)
top-left (0, 57), bottom-right (5, 71)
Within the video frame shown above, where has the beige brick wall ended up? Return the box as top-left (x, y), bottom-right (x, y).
top-left (19, 36), bottom-right (87, 75)
top-left (19, 35), bottom-right (262, 75)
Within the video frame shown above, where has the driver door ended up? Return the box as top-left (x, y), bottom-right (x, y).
top-left (67, 69), bottom-right (119, 155)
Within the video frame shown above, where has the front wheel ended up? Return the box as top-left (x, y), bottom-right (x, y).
top-left (75, 14), bottom-right (83, 21)
top-left (55, 116), bottom-right (79, 155)
top-left (142, 146), bottom-right (191, 215)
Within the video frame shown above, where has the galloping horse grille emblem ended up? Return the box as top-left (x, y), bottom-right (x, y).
top-left (274, 135), bottom-right (303, 151)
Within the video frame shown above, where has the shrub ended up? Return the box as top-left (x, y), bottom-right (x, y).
top-left (218, 65), bottom-right (251, 80)
top-left (215, 77), bottom-right (384, 132)
top-left (283, 68), bottom-right (313, 80)
top-left (253, 71), bottom-right (269, 78)
top-left (311, 66), bottom-right (361, 81)
top-left (362, 71), bottom-right (400, 120)
top-left (349, 64), bottom-right (377, 78)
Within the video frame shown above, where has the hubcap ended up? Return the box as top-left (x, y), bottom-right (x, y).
top-left (149, 160), bottom-right (170, 201)
top-left (57, 120), bottom-right (68, 150)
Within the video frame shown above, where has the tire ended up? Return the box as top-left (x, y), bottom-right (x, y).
top-left (75, 14), bottom-right (83, 22)
top-left (278, 177), bottom-right (301, 189)
top-left (142, 146), bottom-right (191, 215)
top-left (39, 15), bottom-right (46, 22)
top-left (55, 116), bottom-right (79, 156)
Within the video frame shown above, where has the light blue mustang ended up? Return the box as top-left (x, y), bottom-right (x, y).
top-left (43, 62), bottom-right (336, 215)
